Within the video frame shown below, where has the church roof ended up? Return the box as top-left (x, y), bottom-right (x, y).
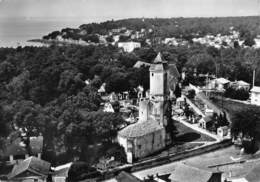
top-left (153, 52), bottom-right (166, 63)
top-left (168, 64), bottom-right (180, 78)
top-left (118, 120), bottom-right (164, 138)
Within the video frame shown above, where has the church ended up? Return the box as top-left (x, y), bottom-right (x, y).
top-left (117, 53), bottom-right (180, 163)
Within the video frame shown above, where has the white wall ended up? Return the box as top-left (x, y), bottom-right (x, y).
top-left (134, 129), bottom-right (166, 159)
top-left (251, 92), bottom-right (260, 106)
top-left (150, 72), bottom-right (164, 96)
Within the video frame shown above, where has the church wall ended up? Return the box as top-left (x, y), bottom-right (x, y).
top-left (117, 136), bottom-right (134, 163)
top-left (139, 100), bottom-right (150, 122)
top-left (150, 72), bottom-right (164, 96)
top-left (133, 129), bottom-right (166, 159)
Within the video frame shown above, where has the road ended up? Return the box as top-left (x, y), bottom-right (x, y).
top-left (104, 146), bottom-right (260, 181)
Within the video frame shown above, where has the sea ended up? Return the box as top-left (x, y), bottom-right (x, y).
top-left (0, 17), bottom-right (90, 48)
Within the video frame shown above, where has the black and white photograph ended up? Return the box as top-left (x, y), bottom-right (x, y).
top-left (0, 0), bottom-right (260, 181)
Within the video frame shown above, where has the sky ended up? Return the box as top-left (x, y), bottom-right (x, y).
top-left (0, 0), bottom-right (259, 22)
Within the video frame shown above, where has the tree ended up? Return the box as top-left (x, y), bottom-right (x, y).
top-left (67, 161), bottom-right (98, 182)
top-left (244, 37), bottom-right (255, 47)
top-left (187, 89), bottom-right (196, 99)
top-left (174, 83), bottom-right (181, 98)
top-left (231, 108), bottom-right (260, 153)
top-left (7, 70), bottom-right (32, 100)
top-left (11, 101), bottom-right (51, 155)
top-left (105, 72), bottom-right (128, 93)
top-left (0, 61), bottom-right (16, 83)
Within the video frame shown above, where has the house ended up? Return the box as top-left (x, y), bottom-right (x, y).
top-left (118, 42), bottom-right (141, 52)
top-left (250, 86), bottom-right (260, 106)
top-left (0, 135), bottom-right (43, 164)
top-left (176, 96), bottom-right (186, 108)
top-left (217, 126), bottom-right (230, 138)
top-left (199, 116), bottom-right (213, 129)
top-left (208, 78), bottom-right (230, 91)
top-left (108, 92), bottom-right (118, 102)
top-left (52, 163), bottom-right (72, 182)
top-left (118, 53), bottom-right (175, 163)
top-left (95, 157), bottom-right (121, 172)
top-left (231, 80), bottom-right (250, 90)
top-left (97, 83), bottom-right (106, 96)
top-left (103, 102), bottom-right (115, 113)
top-left (8, 156), bottom-right (51, 182)
top-left (169, 163), bottom-right (222, 182)
top-left (133, 61), bottom-right (151, 68)
top-left (116, 171), bottom-right (142, 182)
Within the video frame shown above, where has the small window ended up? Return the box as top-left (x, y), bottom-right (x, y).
top-left (138, 145), bottom-right (141, 149)
top-left (152, 73), bottom-right (154, 76)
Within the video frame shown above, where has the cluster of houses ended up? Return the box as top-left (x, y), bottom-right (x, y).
top-left (45, 26), bottom-right (156, 52)
top-left (204, 76), bottom-right (260, 106)
top-left (192, 29), bottom-right (241, 49)
top-left (163, 37), bottom-right (189, 46)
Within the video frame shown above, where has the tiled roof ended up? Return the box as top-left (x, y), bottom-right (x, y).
top-left (118, 120), bottom-right (164, 138)
top-left (169, 163), bottom-right (214, 182)
top-left (8, 156), bottom-right (51, 179)
top-left (116, 171), bottom-right (142, 182)
top-left (168, 64), bottom-right (180, 79)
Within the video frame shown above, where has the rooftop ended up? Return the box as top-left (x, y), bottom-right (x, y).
top-left (215, 77), bottom-right (230, 84)
top-left (118, 119), bottom-right (164, 138)
top-left (8, 156), bottom-right (51, 179)
top-left (153, 52), bottom-right (166, 64)
top-left (169, 163), bottom-right (217, 182)
top-left (133, 61), bottom-right (151, 68)
top-left (235, 80), bottom-right (250, 86)
top-left (116, 171), bottom-right (142, 182)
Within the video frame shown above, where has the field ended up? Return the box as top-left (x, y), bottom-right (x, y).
top-left (174, 121), bottom-right (216, 142)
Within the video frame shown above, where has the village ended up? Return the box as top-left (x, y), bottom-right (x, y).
top-left (1, 46), bottom-right (260, 182)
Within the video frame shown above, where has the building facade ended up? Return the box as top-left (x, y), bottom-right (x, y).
top-left (118, 53), bottom-right (178, 163)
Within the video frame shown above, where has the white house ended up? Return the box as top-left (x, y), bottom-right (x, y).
top-left (207, 78), bottom-right (230, 91)
top-left (250, 86), bottom-right (260, 106)
top-left (103, 102), bottom-right (115, 113)
top-left (118, 42), bottom-right (141, 52)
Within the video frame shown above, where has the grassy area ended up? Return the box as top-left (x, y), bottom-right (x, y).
top-left (175, 121), bottom-right (216, 142)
